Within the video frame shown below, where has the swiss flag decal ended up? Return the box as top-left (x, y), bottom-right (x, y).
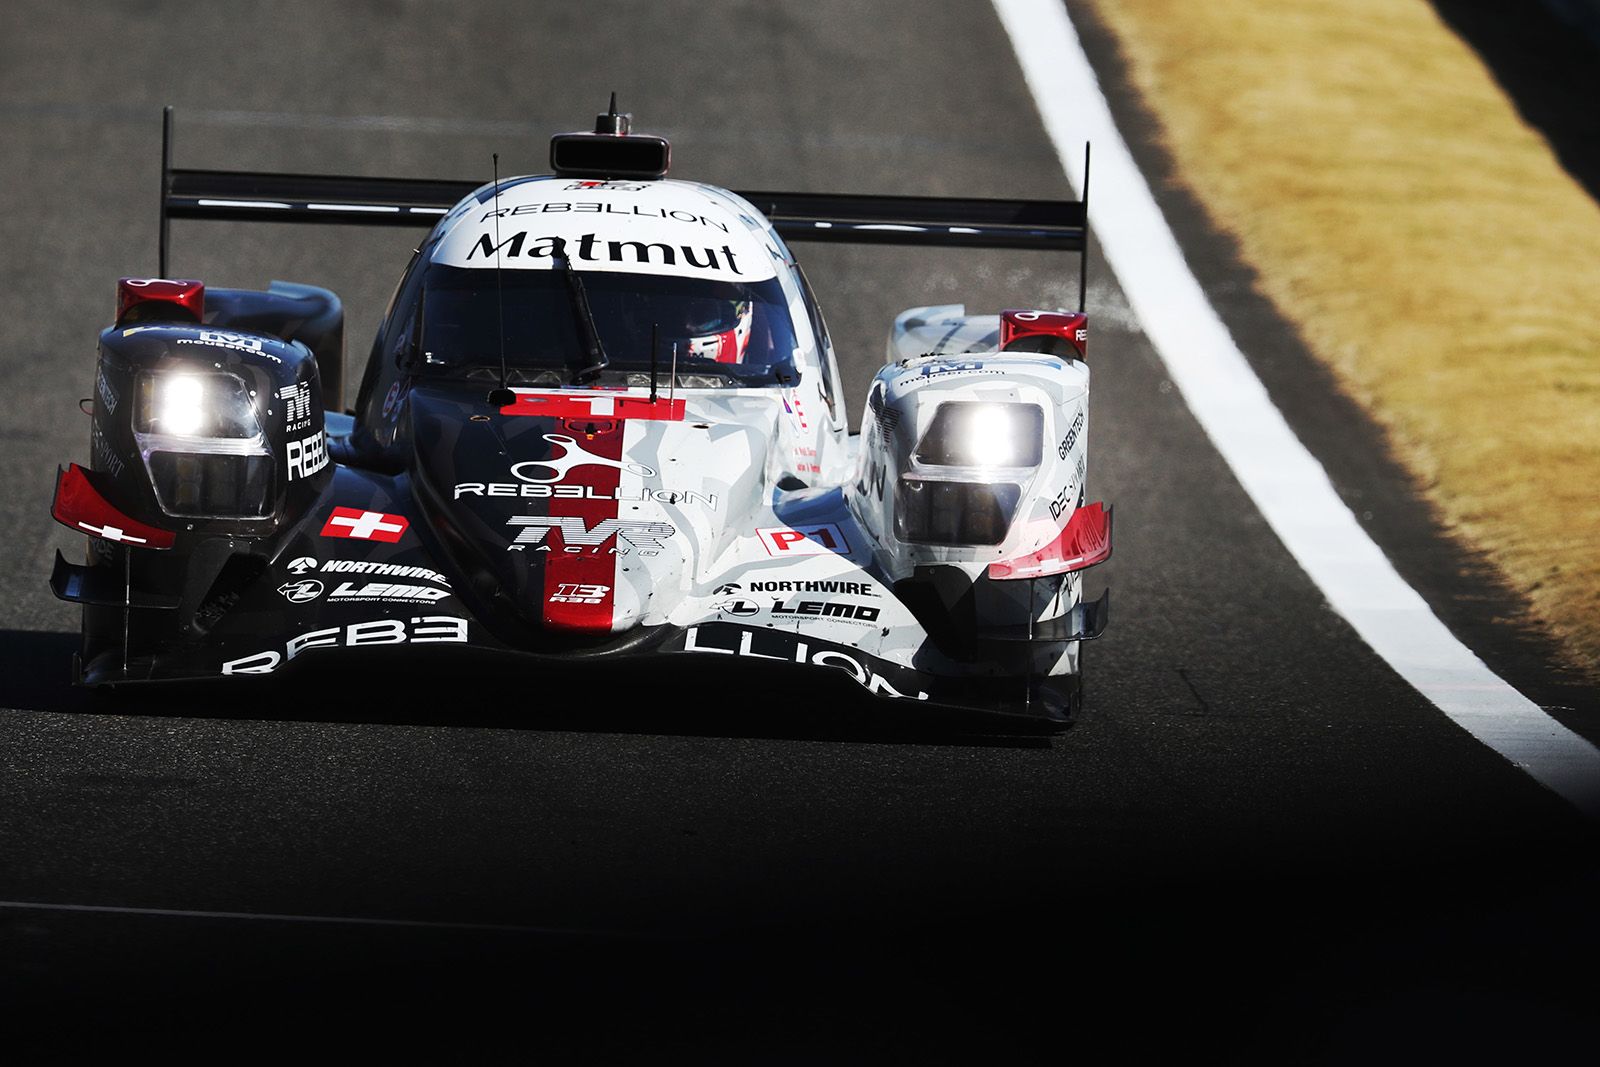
top-left (320, 507), bottom-right (409, 542)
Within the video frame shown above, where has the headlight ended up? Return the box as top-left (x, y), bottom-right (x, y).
top-left (895, 402), bottom-right (1042, 546)
top-left (913, 402), bottom-right (1043, 469)
top-left (145, 452), bottom-right (275, 517)
top-left (896, 479), bottom-right (1021, 545)
top-left (134, 371), bottom-right (273, 518)
top-left (136, 372), bottom-right (262, 439)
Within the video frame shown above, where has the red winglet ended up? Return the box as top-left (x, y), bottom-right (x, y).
top-left (51, 463), bottom-right (176, 550)
top-left (1000, 309), bottom-right (1087, 360)
top-left (988, 502), bottom-right (1110, 580)
top-left (116, 278), bottom-right (205, 327)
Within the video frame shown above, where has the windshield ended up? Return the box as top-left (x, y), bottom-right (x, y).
top-left (413, 264), bottom-right (800, 386)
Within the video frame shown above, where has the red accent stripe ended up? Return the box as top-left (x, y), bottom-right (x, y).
top-left (51, 464), bottom-right (176, 549)
top-left (988, 502), bottom-right (1111, 580)
top-left (540, 430), bottom-right (622, 632)
top-left (500, 391), bottom-right (685, 421)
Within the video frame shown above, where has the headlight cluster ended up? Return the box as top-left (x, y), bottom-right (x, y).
top-left (135, 372), bottom-right (273, 518)
top-left (896, 479), bottom-right (1022, 545)
top-left (912, 401), bottom-right (1043, 469)
top-left (897, 401), bottom-right (1042, 546)
top-left (135, 373), bottom-right (260, 439)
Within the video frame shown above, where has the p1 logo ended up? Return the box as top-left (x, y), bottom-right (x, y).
top-left (756, 523), bottom-right (850, 556)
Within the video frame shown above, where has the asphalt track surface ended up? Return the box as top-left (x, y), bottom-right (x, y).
top-left (1, 1), bottom-right (1596, 1060)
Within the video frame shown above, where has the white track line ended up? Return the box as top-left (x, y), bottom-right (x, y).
top-left (993, 0), bottom-right (1600, 819)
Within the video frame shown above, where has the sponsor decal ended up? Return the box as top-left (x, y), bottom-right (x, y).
top-left (682, 626), bottom-right (928, 701)
top-left (454, 482), bottom-right (717, 507)
top-left (858, 445), bottom-right (887, 501)
top-left (96, 368), bottom-right (119, 415)
top-left (316, 559), bottom-right (450, 585)
top-left (756, 523), bottom-right (850, 556)
top-left (220, 616), bottom-right (470, 674)
top-left (287, 555), bottom-right (450, 587)
top-left (321, 507), bottom-right (408, 542)
top-left (792, 444), bottom-right (820, 477)
top-left (771, 599), bottom-right (880, 623)
top-left (278, 382), bottom-right (313, 433)
top-left (548, 582), bottom-right (609, 605)
top-left (712, 583), bottom-right (741, 596)
top-left (715, 599), bottom-right (761, 617)
top-left (784, 391), bottom-right (810, 431)
top-left (511, 433), bottom-right (655, 484)
top-left (867, 380), bottom-right (899, 443)
top-left (1049, 480), bottom-right (1075, 522)
top-left (744, 580), bottom-right (878, 596)
top-left (1058, 409), bottom-right (1085, 461)
top-left (1048, 452), bottom-right (1090, 523)
top-left (328, 581), bottom-right (450, 604)
top-left (916, 361), bottom-right (1003, 379)
top-left (381, 381), bottom-right (403, 420)
top-left (465, 231), bottom-right (744, 275)
top-left (175, 331), bottom-right (281, 362)
top-left (277, 579), bottom-right (324, 604)
top-left (561, 181), bottom-right (649, 192)
top-left (505, 515), bottom-right (674, 556)
top-left (481, 199), bottom-right (725, 230)
top-left (90, 422), bottom-right (126, 480)
top-left (286, 430), bottom-right (328, 480)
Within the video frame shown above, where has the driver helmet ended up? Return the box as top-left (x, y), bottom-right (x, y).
top-left (677, 297), bottom-right (753, 363)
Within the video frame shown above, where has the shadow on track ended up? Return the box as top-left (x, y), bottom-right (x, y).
top-left (7, 865), bottom-right (1598, 1063)
top-left (0, 629), bottom-right (1051, 749)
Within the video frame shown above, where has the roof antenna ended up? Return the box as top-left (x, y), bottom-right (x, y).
top-left (159, 106), bottom-right (173, 278)
top-left (1078, 142), bottom-right (1091, 313)
top-left (487, 152), bottom-right (515, 409)
top-left (649, 322), bottom-right (660, 404)
top-left (595, 92), bottom-right (629, 135)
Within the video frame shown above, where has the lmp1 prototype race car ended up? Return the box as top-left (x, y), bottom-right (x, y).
top-left (49, 102), bottom-right (1111, 728)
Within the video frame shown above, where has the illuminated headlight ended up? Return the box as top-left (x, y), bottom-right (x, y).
top-left (895, 402), bottom-right (1043, 545)
top-left (134, 372), bottom-right (273, 518)
top-left (136, 372), bottom-right (262, 439)
top-left (913, 402), bottom-right (1043, 469)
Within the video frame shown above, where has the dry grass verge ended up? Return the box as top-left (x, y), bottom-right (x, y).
top-left (1084, 0), bottom-right (1600, 673)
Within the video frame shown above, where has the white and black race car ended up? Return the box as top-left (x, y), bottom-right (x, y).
top-left (50, 102), bottom-right (1110, 728)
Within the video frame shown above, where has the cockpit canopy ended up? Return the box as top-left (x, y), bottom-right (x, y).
top-left (412, 264), bottom-right (798, 386)
top-left (403, 175), bottom-right (801, 387)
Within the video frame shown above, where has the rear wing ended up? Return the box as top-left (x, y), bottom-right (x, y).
top-left (157, 107), bottom-right (1092, 307)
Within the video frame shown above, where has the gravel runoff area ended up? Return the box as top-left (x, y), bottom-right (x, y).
top-left (1082, 0), bottom-right (1600, 677)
